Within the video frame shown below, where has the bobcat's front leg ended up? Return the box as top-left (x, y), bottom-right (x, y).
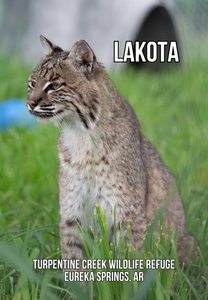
top-left (58, 163), bottom-right (86, 265)
top-left (59, 218), bottom-right (83, 263)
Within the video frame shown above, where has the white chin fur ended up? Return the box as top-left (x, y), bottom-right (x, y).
top-left (36, 110), bottom-right (70, 125)
top-left (36, 116), bottom-right (55, 124)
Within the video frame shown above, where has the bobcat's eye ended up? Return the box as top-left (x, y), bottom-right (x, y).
top-left (28, 81), bottom-right (36, 89)
top-left (45, 82), bottom-right (63, 93)
top-left (51, 82), bottom-right (62, 90)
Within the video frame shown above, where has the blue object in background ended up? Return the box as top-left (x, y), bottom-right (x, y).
top-left (0, 98), bottom-right (37, 130)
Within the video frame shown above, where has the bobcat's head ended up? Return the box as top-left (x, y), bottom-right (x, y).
top-left (27, 35), bottom-right (102, 130)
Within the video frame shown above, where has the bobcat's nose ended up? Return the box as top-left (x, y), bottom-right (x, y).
top-left (27, 100), bottom-right (36, 109)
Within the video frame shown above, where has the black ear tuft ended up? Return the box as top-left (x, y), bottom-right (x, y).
top-left (40, 35), bottom-right (63, 56)
top-left (68, 40), bottom-right (97, 73)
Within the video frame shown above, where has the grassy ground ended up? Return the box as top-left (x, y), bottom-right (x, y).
top-left (0, 55), bottom-right (208, 299)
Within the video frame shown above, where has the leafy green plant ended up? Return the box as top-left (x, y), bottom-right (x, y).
top-left (0, 201), bottom-right (206, 299)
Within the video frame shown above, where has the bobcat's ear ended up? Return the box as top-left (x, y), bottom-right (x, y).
top-left (40, 35), bottom-right (63, 56)
top-left (68, 40), bottom-right (97, 73)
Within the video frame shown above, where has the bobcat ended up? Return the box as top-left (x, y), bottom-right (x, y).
top-left (27, 35), bottom-right (197, 265)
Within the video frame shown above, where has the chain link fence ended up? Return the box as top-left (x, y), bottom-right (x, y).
top-left (172, 0), bottom-right (208, 62)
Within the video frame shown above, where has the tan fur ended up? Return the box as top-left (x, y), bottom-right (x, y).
top-left (27, 35), bottom-right (197, 266)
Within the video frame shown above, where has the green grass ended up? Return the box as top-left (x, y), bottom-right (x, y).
top-left (0, 54), bottom-right (208, 299)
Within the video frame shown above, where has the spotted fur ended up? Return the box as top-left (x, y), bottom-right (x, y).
top-left (27, 35), bottom-right (198, 266)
